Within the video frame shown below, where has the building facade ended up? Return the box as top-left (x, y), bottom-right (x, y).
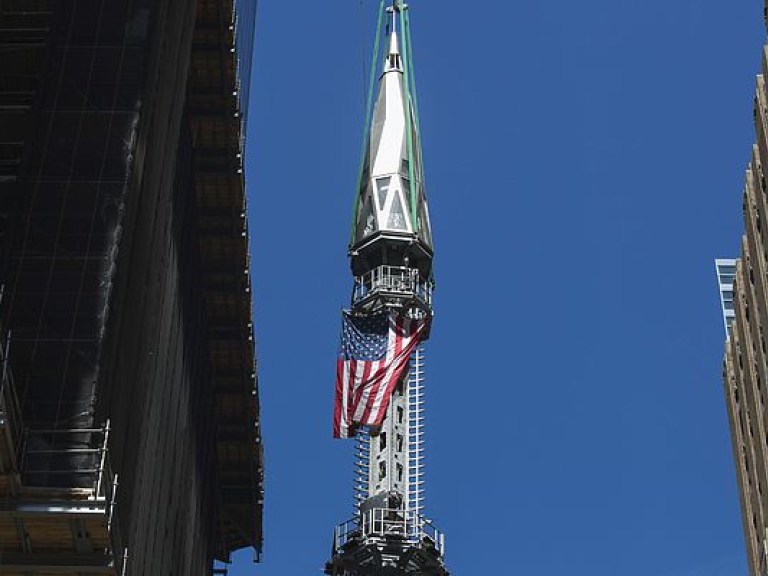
top-left (720, 7), bottom-right (768, 573)
top-left (0, 0), bottom-right (262, 574)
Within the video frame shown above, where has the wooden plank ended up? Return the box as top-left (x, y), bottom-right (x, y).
top-left (83, 517), bottom-right (110, 549)
top-left (22, 517), bottom-right (73, 551)
top-left (0, 516), bottom-right (21, 550)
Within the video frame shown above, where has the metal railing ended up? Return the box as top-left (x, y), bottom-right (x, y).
top-left (352, 266), bottom-right (432, 308)
top-left (19, 422), bottom-right (128, 575)
top-left (408, 346), bottom-right (425, 517)
top-left (0, 304), bottom-right (128, 574)
top-left (0, 330), bottom-right (23, 468)
top-left (334, 508), bottom-right (445, 557)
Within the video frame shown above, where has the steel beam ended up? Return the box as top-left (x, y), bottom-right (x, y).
top-left (0, 499), bottom-right (107, 516)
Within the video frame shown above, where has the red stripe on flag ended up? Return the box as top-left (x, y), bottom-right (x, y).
top-left (333, 313), bottom-right (427, 439)
top-left (367, 317), bottom-right (409, 425)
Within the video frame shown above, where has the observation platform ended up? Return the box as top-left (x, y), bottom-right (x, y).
top-left (352, 265), bottom-right (433, 318)
top-left (326, 508), bottom-right (447, 576)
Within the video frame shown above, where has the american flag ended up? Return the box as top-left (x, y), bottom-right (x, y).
top-left (334, 311), bottom-right (427, 439)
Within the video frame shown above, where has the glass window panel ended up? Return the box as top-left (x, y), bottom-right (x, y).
top-left (356, 186), bottom-right (377, 241)
top-left (418, 191), bottom-right (432, 245)
top-left (376, 177), bottom-right (391, 210)
top-left (388, 192), bottom-right (407, 230)
top-left (363, 195), bottom-right (377, 237)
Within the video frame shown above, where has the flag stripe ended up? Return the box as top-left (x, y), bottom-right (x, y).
top-left (368, 317), bottom-right (407, 424)
top-left (334, 312), bottom-right (426, 438)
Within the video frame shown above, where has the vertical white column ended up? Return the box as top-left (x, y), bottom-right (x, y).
top-left (408, 345), bottom-right (425, 515)
top-left (354, 431), bottom-right (370, 513)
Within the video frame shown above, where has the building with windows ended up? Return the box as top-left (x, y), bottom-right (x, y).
top-left (0, 0), bottom-right (262, 573)
top-left (719, 6), bottom-right (768, 573)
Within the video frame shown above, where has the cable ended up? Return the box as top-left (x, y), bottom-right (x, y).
top-left (349, 0), bottom-right (386, 245)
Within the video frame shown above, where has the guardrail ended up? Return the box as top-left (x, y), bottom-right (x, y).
top-left (334, 508), bottom-right (445, 557)
top-left (0, 330), bottom-right (24, 467)
top-left (19, 422), bottom-right (128, 575)
top-left (353, 266), bottom-right (433, 308)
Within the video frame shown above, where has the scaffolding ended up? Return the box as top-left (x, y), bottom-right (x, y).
top-left (0, 332), bottom-right (126, 574)
top-left (0, 2), bottom-right (130, 571)
top-left (0, 0), bottom-right (263, 569)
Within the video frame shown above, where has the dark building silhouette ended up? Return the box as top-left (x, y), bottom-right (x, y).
top-left (0, 0), bottom-right (262, 574)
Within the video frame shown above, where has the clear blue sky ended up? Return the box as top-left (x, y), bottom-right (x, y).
top-left (229, 1), bottom-right (763, 574)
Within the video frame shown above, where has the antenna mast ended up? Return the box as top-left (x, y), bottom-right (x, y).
top-left (326, 3), bottom-right (448, 575)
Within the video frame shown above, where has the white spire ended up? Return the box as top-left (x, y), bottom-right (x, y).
top-left (385, 29), bottom-right (402, 72)
top-left (351, 25), bottom-right (432, 252)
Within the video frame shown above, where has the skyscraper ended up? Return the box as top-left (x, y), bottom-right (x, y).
top-left (719, 6), bottom-right (768, 574)
top-left (0, 0), bottom-right (262, 573)
top-left (325, 2), bottom-right (448, 575)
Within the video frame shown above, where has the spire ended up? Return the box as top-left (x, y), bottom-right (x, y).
top-left (350, 6), bottom-right (433, 278)
top-left (385, 29), bottom-right (402, 72)
top-left (326, 4), bottom-right (448, 575)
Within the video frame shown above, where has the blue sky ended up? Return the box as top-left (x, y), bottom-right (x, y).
top-left (229, 1), bottom-right (763, 574)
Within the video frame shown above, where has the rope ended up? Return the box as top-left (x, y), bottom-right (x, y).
top-left (403, 10), bottom-right (422, 162)
top-left (350, 0), bottom-right (387, 246)
top-left (404, 6), bottom-right (435, 260)
top-left (399, 6), bottom-right (419, 232)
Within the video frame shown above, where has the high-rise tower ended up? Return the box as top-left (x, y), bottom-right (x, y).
top-left (717, 4), bottom-right (768, 575)
top-left (326, 2), bottom-right (447, 575)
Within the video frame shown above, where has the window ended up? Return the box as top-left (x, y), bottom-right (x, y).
top-left (397, 464), bottom-right (403, 482)
top-left (379, 432), bottom-right (387, 451)
top-left (376, 177), bottom-right (391, 211)
top-left (387, 193), bottom-right (407, 230)
top-left (379, 461), bottom-right (387, 480)
top-left (396, 434), bottom-right (404, 452)
top-left (397, 406), bottom-right (404, 424)
top-left (357, 192), bottom-right (377, 239)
